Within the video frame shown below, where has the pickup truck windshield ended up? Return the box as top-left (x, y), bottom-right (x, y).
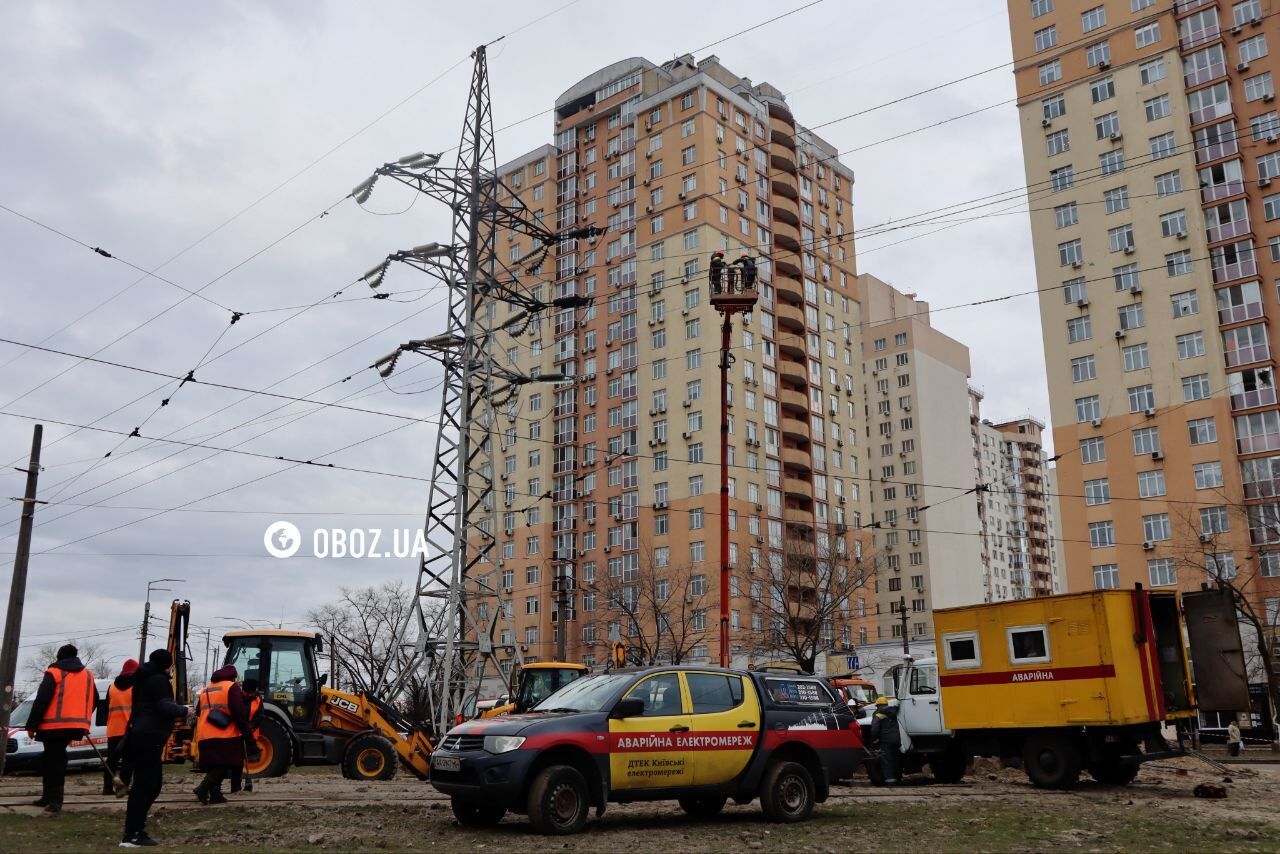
top-left (532, 673), bottom-right (633, 713)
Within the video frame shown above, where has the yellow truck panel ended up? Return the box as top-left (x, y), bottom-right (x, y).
top-left (933, 590), bottom-right (1193, 731)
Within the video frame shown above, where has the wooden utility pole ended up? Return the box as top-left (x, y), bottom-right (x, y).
top-left (0, 424), bottom-right (44, 778)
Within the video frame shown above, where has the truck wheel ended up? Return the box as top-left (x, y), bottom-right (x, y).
top-left (1088, 760), bottom-right (1138, 786)
top-left (1022, 734), bottom-right (1081, 790)
top-left (929, 749), bottom-right (968, 784)
top-left (527, 765), bottom-right (589, 835)
top-left (245, 716), bottom-right (293, 778)
top-left (760, 761), bottom-right (815, 823)
top-left (342, 733), bottom-right (397, 781)
top-left (452, 797), bottom-right (506, 826)
top-left (678, 796), bottom-right (727, 817)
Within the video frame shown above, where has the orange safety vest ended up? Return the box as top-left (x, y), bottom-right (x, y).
top-left (106, 684), bottom-right (133, 738)
top-left (36, 667), bottom-right (94, 733)
top-left (195, 682), bottom-right (238, 741)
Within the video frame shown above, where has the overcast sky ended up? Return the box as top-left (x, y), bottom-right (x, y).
top-left (0, 0), bottom-right (1040, 683)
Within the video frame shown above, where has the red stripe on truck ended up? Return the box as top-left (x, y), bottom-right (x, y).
top-left (763, 728), bottom-right (863, 750)
top-left (938, 664), bottom-right (1117, 687)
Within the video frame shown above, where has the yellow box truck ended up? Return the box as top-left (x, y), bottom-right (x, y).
top-left (874, 586), bottom-right (1249, 789)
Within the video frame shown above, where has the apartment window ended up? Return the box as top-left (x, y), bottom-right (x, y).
top-left (1095, 112), bottom-right (1121, 140)
top-left (1254, 112), bottom-right (1280, 142)
top-left (1077, 395), bottom-right (1102, 422)
top-left (1063, 277), bottom-right (1087, 303)
top-left (1046, 129), bottom-right (1070, 156)
top-left (1072, 354), bottom-right (1097, 382)
top-left (1059, 239), bottom-right (1083, 266)
top-left (1145, 95), bottom-right (1170, 122)
top-left (1123, 342), bottom-right (1150, 371)
top-left (1081, 5), bottom-right (1106, 33)
top-left (1104, 186), bottom-right (1130, 214)
top-left (1150, 132), bottom-right (1177, 160)
top-left (1201, 506), bottom-right (1230, 535)
top-left (1144, 514), bottom-right (1172, 542)
top-left (1133, 426), bottom-right (1161, 455)
top-left (1240, 34), bottom-right (1268, 64)
top-left (1160, 210), bottom-right (1188, 237)
top-left (1148, 558), bottom-right (1177, 587)
top-left (1188, 416), bottom-right (1217, 445)
top-left (1133, 0), bottom-right (1156, 9)
top-left (1067, 315), bottom-right (1092, 342)
top-left (1140, 57), bottom-right (1166, 85)
top-left (1091, 77), bottom-right (1115, 103)
top-left (1128, 384), bottom-right (1155, 413)
top-left (1177, 331), bottom-right (1205, 359)
top-left (1087, 41), bottom-right (1111, 68)
top-left (1166, 252), bottom-right (1195, 277)
top-left (1190, 83), bottom-right (1233, 125)
top-left (1118, 302), bottom-right (1144, 330)
top-left (1134, 22), bottom-right (1161, 48)
top-left (1031, 0), bottom-right (1053, 17)
top-left (1089, 521), bottom-right (1116, 548)
top-left (681, 145), bottom-right (696, 165)
top-left (1108, 224), bottom-right (1134, 253)
top-left (1043, 93), bottom-right (1066, 121)
top-left (1081, 436), bottom-right (1107, 463)
top-left (1194, 461), bottom-right (1224, 489)
top-left (1054, 202), bottom-right (1079, 228)
top-left (1155, 171), bottom-right (1181, 197)
top-left (1100, 149), bottom-right (1125, 175)
top-left (1035, 25), bottom-right (1058, 52)
top-left (1245, 72), bottom-right (1274, 103)
top-left (1084, 478), bottom-right (1110, 505)
top-left (1264, 193), bottom-right (1280, 221)
top-left (1039, 60), bottom-right (1062, 86)
top-left (1138, 469), bottom-right (1167, 498)
top-left (1234, 0), bottom-right (1262, 27)
top-left (1050, 165), bottom-right (1075, 192)
top-left (1177, 371), bottom-right (1208, 402)
top-left (1114, 263), bottom-right (1139, 292)
top-left (1171, 289), bottom-right (1199, 316)
top-left (1094, 564), bottom-right (1120, 589)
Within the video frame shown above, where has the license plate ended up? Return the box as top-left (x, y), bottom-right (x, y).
top-left (433, 756), bottom-right (461, 772)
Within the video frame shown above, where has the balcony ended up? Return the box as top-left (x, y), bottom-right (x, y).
top-left (784, 476), bottom-right (813, 501)
top-left (1184, 61), bottom-right (1226, 89)
top-left (780, 386), bottom-right (809, 413)
top-left (770, 127), bottom-right (796, 151)
top-left (1207, 217), bottom-right (1251, 244)
top-left (1180, 24), bottom-right (1220, 52)
top-left (774, 255), bottom-right (802, 279)
top-left (772, 172), bottom-right (799, 200)
top-left (1243, 475), bottom-right (1280, 500)
top-left (782, 414), bottom-right (810, 440)
top-left (779, 357), bottom-right (808, 387)
top-left (1219, 301), bottom-right (1264, 325)
top-left (1224, 341), bottom-right (1269, 368)
top-left (1212, 255), bottom-right (1257, 284)
top-left (1202, 179), bottom-right (1244, 204)
top-left (785, 506), bottom-right (814, 530)
top-left (774, 194), bottom-right (801, 226)
top-left (775, 271), bottom-right (804, 304)
top-left (1232, 385), bottom-right (1278, 412)
top-left (770, 150), bottom-right (797, 175)
top-left (775, 220), bottom-right (802, 253)
top-left (783, 446), bottom-right (812, 472)
top-left (776, 300), bottom-right (805, 331)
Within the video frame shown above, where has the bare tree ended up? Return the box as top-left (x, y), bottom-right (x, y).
top-left (1172, 502), bottom-right (1280, 740)
top-left (745, 524), bottom-right (880, 674)
top-left (23, 639), bottom-right (111, 686)
top-left (583, 546), bottom-right (713, 666)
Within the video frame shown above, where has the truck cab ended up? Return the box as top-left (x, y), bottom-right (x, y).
top-left (429, 666), bottom-right (862, 835)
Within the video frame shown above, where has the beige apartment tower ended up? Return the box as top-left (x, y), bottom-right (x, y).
top-left (1007, 0), bottom-right (1280, 628)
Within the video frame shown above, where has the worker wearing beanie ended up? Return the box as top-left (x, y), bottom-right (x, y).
top-left (193, 664), bottom-right (258, 805)
top-left (120, 649), bottom-right (189, 848)
top-left (26, 642), bottom-right (98, 813)
top-left (103, 658), bottom-right (139, 795)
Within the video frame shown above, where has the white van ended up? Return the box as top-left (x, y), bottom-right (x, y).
top-left (4, 678), bottom-right (112, 772)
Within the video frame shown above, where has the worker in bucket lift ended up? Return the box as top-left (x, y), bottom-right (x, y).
top-left (868, 696), bottom-right (902, 786)
top-left (733, 252), bottom-right (757, 289)
top-left (709, 250), bottom-right (727, 293)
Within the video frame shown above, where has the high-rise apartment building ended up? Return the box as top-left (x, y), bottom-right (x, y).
top-left (855, 275), bottom-right (985, 642)
top-left (485, 55), bottom-right (865, 671)
top-left (1008, 0), bottom-right (1280, 617)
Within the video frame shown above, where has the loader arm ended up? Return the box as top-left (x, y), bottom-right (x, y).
top-left (318, 686), bottom-right (434, 779)
top-left (161, 600), bottom-right (195, 763)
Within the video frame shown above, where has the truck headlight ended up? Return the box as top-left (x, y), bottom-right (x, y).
top-left (483, 735), bottom-right (525, 754)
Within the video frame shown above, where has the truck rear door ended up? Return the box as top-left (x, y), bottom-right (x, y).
top-left (1182, 587), bottom-right (1251, 712)
top-left (684, 671), bottom-right (759, 787)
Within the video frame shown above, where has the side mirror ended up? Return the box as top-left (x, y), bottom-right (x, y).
top-left (610, 697), bottom-right (645, 719)
top-left (317, 673), bottom-right (328, 687)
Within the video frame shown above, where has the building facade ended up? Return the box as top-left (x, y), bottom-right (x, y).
top-left (1007, 0), bottom-right (1280, 618)
top-left (484, 55), bottom-right (868, 672)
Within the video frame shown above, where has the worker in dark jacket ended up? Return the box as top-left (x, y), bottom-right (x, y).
top-left (193, 665), bottom-right (257, 804)
top-left (26, 643), bottom-right (99, 813)
top-left (868, 697), bottom-right (903, 786)
top-left (120, 649), bottom-right (189, 848)
top-left (103, 658), bottom-right (138, 795)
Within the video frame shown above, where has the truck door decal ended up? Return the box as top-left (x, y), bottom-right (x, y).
top-left (939, 664), bottom-right (1116, 687)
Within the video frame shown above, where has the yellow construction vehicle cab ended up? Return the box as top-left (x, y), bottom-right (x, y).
top-left (221, 630), bottom-right (433, 781)
top-left (480, 662), bottom-right (589, 718)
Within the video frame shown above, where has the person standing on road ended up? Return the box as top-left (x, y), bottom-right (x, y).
top-left (103, 659), bottom-right (138, 796)
top-left (1227, 719), bottom-right (1244, 757)
top-left (120, 648), bottom-right (189, 848)
top-left (193, 665), bottom-right (257, 804)
top-left (868, 696), bottom-right (903, 786)
top-left (26, 643), bottom-right (99, 813)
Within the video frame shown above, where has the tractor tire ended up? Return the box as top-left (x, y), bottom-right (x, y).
top-left (929, 749), bottom-right (968, 784)
top-left (527, 764), bottom-right (590, 835)
top-left (245, 716), bottom-right (293, 778)
top-left (1088, 758), bottom-right (1139, 786)
top-left (452, 797), bottom-right (507, 827)
top-left (1022, 733), bottom-right (1082, 790)
top-left (678, 796), bottom-right (727, 817)
top-left (759, 760), bottom-right (815, 823)
top-left (342, 733), bottom-right (397, 781)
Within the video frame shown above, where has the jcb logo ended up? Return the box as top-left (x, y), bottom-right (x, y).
top-left (329, 697), bottom-right (360, 713)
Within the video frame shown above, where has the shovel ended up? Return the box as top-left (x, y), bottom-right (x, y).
top-left (86, 738), bottom-right (128, 797)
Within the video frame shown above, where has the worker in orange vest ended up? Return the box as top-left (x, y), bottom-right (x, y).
top-left (230, 678), bottom-right (262, 794)
top-left (193, 665), bottom-right (258, 804)
top-left (102, 658), bottom-right (138, 795)
top-left (26, 643), bottom-right (99, 813)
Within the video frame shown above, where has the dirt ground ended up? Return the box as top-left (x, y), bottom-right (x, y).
top-left (1, 755), bottom-right (1278, 852)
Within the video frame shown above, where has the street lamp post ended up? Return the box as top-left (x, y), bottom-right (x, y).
top-left (139, 578), bottom-right (184, 661)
